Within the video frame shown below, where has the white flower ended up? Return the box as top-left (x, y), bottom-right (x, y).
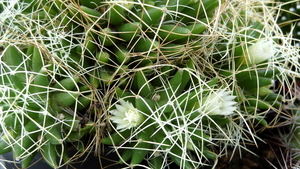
top-left (200, 89), bottom-right (237, 116)
top-left (110, 100), bottom-right (143, 130)
top-left (245, 39), bottom-right (276, 65)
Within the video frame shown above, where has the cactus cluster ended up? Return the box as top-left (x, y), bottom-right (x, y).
top-left (0, 0), bottom-right (223, 168)
top-left (0, 44), bottom-right (95, 168)
top-left (102, 61), bottom-right (231, 168)
top-left (275, 0), bottom-right (300, 166)
top-left (0, 0), bottom-right (298, 169)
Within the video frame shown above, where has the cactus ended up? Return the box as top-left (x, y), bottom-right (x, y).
top-left (277, 0), bottom-right (300, 46)
top-left (0, 0), bottom-right (299, 168)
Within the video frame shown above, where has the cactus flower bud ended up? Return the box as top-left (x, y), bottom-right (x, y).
top-left (244, 39), bottom-right (276, 65)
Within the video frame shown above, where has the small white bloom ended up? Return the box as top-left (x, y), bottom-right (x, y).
top-left (110, 100), bottom-right (143, 130)
top-left (200, 89), bottom-right (237, 116)
top-left (245, 39), bottom-right (276, 65)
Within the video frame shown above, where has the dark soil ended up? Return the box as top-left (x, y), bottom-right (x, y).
top-left (217, 139), bottom-right (285, 169)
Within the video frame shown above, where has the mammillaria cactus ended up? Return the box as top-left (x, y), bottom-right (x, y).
top-left (0, 0), bottom-right (299, 168)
